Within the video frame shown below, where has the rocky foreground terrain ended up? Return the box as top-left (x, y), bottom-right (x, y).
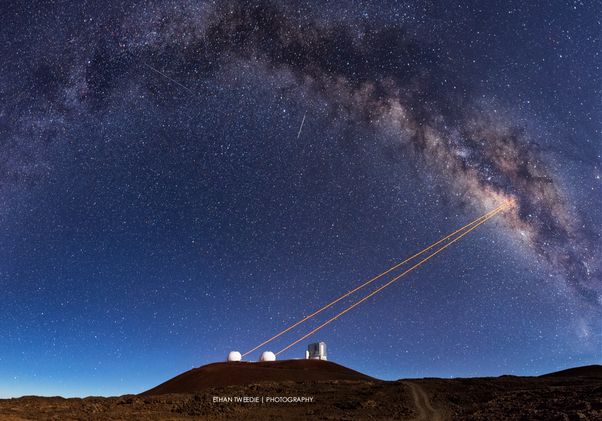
top-left (1, 362), bottom-right (600, 420)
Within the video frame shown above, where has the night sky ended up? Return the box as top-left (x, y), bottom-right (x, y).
top-left (1, 0), bottom-right (600, 398)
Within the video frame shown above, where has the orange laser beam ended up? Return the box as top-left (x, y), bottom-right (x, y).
top-left (242, 201), bottom-right (509, 357)
top-left (275, 203), bottom-right (509, 356)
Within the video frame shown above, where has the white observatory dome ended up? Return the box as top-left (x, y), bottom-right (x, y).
top-left (227, 351), bottom-right (242, 362)
top-left (260, 351), bottom-right (276, 362)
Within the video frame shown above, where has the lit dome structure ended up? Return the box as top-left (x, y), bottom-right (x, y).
top-left (227, 351), bottom-right (242, 362)
top-left (260, 351), bottom-right (276, 362)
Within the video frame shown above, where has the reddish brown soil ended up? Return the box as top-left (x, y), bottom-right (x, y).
top-left (143, 360), bottom-right (374, 395)
top-left (0, 363), bottom-right (600, 420)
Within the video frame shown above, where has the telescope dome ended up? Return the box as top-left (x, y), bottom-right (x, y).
top-left (260, 351), bottom-right (276, 362)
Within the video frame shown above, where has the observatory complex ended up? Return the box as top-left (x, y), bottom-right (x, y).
top-left (227, 342), bottom-right (327, 362)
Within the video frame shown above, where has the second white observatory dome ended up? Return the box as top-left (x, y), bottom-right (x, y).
top-left (260, 351), bottom-right (276, 362)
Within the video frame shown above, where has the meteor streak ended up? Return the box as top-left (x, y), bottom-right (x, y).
top-left (275, 202), bottom-right (511, 356)
top-left (143, 63), bottom-right (195, 94)
top-left (296, 111), bottom-right (307, 139)
top-left (242, 201), bottom-right (511, 358)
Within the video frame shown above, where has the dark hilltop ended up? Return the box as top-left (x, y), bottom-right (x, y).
top-left (1, 361), bottom-right (600, 420)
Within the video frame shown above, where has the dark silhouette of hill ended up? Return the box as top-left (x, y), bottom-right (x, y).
top-left (142, 359), bottom-right (375, 395)
top-left (541, 364), bottom-right (602, 378)
top-left (2, 363), bottom-right (601, 419)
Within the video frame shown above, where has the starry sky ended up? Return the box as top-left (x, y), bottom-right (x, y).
top-left (1, 0), bottom-right (600, 398)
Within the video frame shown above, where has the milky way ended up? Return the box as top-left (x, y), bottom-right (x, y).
top-left (3, 1), bottom-right (599, 304)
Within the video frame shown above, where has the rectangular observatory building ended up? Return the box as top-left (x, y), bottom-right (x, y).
top-left (306, 342), bottom-right (327, 360)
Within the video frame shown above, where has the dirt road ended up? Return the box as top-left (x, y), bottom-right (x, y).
top-left (403, 381), bottom-right (445, 421)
